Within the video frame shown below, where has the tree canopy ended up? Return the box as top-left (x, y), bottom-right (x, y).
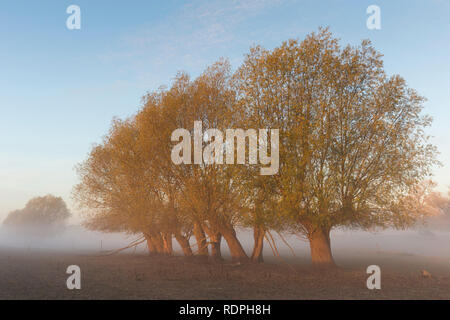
top-left (3, 195), bottom-right (71, 235)
top-left (73, 28), bottom-right (438, 267)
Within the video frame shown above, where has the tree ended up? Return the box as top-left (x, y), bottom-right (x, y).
top-left (144, 62), bottom-right (250, 261)
top-left (401, 180), bottom-right (448, 219)
top-left (73, 28), bottom-right (438, 268)
top-left (235, 28), bottom-right (438, 267)
top-left (416, 184), bottom-right (450, 230)
top-left (3, 195), bottom-right (71, 235)
top-left (73, 117), bottom-right (180, 255)
top-left (74, 61), bottom-right (253, 261)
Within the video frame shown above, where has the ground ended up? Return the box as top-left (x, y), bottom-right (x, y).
top-left (0, 248), bottom-right (449, 299)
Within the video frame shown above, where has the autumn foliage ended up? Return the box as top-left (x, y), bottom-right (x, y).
top-left (73, 29), bottom-right (438, 267)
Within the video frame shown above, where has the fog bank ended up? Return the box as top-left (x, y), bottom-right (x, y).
top-left (1, 224), bottom-right (450, 261)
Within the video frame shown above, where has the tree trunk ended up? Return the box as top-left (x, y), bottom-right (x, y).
top-left (307, 227), bottom-right (335, 268)
top-left (175, 232), bottom-right (193, 256)
top-left (209, 232), bottom-right (222, 260)
top-left (251, 226), bottom-right (265, 263)
top-left (150, 232), bottom-right (165, 254)
top-left (202, 223), bottom-right (222, 260)
top-left (193, 223), bottom-right (209, 256)
top-left (144, 233), bottom-right (156, 255)
top-left (220, 226), bottom-right (249, 262)
top-left (162, 233), bottom-right (173, 255)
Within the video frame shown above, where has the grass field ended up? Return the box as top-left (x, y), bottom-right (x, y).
top-left (1, 247), bottom-right (449, 300)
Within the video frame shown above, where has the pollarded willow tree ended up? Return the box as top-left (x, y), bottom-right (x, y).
top-left (234, 28), bottom-right (438, 267)
top-left (74, 61), bottom-right (254, 261)
top-left (151, 61), bottom-right (251, 261)
top-left (73, 118), bottom-right (170, 254)
top-left (74, 28), bottom-right (438, 268)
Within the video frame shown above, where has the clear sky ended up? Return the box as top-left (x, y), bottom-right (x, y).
top-left (0, 0), bottom-right (449, 223)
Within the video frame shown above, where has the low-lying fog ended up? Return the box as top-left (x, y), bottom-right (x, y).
top-left (1, 219), bottom-right (450, 261)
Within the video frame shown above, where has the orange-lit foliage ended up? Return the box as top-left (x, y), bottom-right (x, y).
top-left (74, 29), bottom-right (438, 267)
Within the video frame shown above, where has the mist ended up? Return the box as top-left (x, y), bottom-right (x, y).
top-left (0, 225), bottom-right (136, 253)
top-left (2, 218), bottom-right (450, 300)
top-left (1, 217), bottom-right (450, 262)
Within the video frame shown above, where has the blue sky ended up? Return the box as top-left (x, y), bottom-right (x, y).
top-left (0, 0), bottom-right (449, 222)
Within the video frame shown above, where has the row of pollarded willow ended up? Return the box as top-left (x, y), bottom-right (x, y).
top-left (73, 28), bottom-right (438, 268)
